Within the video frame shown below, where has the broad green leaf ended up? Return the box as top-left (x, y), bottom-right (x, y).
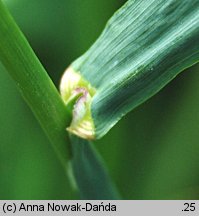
top-left (61, 0), bottom-right (199, 139)
top-left (70, 135), bottom-right (120, 199)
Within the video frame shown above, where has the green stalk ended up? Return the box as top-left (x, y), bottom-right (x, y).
top-left (70, 135), bottom-right (120, 199)
top-left (0, 1), bottom-right (71, 167)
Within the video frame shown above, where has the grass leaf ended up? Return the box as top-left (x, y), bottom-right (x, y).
top-left (63, 0), bottom-right (199, 139)
top-left (0, 1), bottom-right (71, 166)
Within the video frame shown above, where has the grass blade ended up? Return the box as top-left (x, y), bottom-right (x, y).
top-left (61, 0), bottom-right (199, 139)
top-left (0, 1), bottom-right (71, 166)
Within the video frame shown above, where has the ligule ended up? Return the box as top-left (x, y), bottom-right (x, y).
top-left (60, 67), bottom-right (96, 140)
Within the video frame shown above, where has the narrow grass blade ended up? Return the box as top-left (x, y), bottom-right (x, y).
top-left (70, 135), bottom-right (120, 199)
top-left (0, 1), bottom-right (71, 166)
top-left (61, 0), bottom-right (199, 139)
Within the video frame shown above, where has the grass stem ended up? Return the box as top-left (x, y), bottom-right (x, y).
top-left (0, 1), bottom-right (71, 167)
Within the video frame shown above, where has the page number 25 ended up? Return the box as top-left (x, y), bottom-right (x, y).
top-left (182, 203), bottom-right (196, 212)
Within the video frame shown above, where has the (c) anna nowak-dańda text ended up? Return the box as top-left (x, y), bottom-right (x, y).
top-left (16, 202), bottom-right (117, 212)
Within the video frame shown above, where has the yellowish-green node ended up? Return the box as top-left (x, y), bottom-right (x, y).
top-left (60, 67), bottom-right (96, 140)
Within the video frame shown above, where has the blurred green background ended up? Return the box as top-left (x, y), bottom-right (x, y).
top-left (0, 0), bottom-right (199, 199)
